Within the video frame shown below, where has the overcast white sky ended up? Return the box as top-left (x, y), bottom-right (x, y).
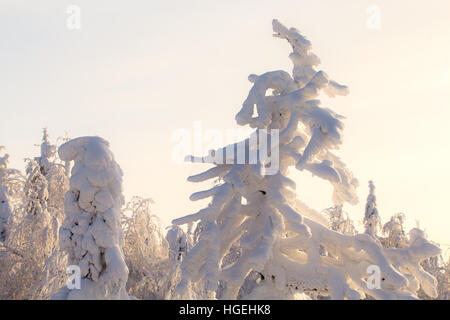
top-left (1, 0), bottom-right (449, 247)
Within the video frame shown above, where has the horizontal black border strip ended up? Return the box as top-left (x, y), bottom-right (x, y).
top-left (0, 300), bottom-right (447, 319)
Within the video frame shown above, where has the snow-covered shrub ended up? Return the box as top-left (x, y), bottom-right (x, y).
top-left (30, 130), bottom-right (70, 299)
top-left (0, 158), bottom-right (59, 299)
top-left (122, 196), bottom-right (170, 299)
top-left (35, 129), bottom-right (69, 225)
top-left (419, 255), bottom-right (450, 299)
top-left (171, 20), bottom-right (441, 300)
top-left (29, 130), bottom-right (70, 299)
top-left (0, 130), bottom-right (71, 300)
top-left (361, 182), bottom-right (442, 299)
top-left (164, 225), bottom-right (204, 299)
top-left (324, 205), bottom-right (356, 235)
top-left (53, 136), bottom-right (129, 300)
top-left (166, 224), bottom-right (192, 263)
top-left (0, 147), bottom-right (28, 299)
top-left (0, 185), bottom-right (12, 242)
top-left (381, 213), bottom-right (408, 249)
top-left (0, 186), bottom-right (11, 242)
top-left (0, 147), bottom-right (24, 242)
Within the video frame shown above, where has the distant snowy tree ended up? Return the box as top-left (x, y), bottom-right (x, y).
top-left (0, 148), bottom-right (24, 298)
top-left (362, 192), bottom-right (444, 300)
top-left (379, 211), bottom-right (448, 300)
top-left (53, 136), bottom-right (129, 300)
top-left (36, 128), bottom-right (56, 176)
top-left (166, 225), bottom-right (192, 262)
top-left (171, 20), bottom-right (441, 300)
top-left (382, 228), bottom-right (441, 298)
top-left (324, 205), bottom-right (356, 235)
top-left (419, 255), bottom-right (450, 300)
top-left (34, 129), bottom-right (69, 224)
top-left (165, 225), bottom-right (204, 299)
top-left (31, 129), bottom-right (70, 299)
top-left (0, 186), bottom-right (11, 242)
top-left (122, 196), bottom-right (170, 299)
top-left (0, 147), bottom-right (24, 242)
top-left (0, 158), bottom-right (59, 299)
top-left (364, 181), bottom-right (381, 238)
top-left (381, 213), bottom-right (408, 249)
top-left (1, 130), bottom-right (71, 299)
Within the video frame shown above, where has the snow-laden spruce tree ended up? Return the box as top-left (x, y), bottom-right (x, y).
top-left (364, 180), bottom-right (381, 237)
top-left (122, 196), bottom-right (170, 299)
top-left (381, 213), bottom-right (408, 249)
top-left (172, 20), bottom-right (441, 300)
top-left (35, 129), bottom-right (69, 224)
top-left (29, 129), bottom-right (70, 299)
top-left (53, 136), bottom-right (129, 300)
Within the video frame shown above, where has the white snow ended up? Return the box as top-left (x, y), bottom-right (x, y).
top-left (170, 20), bottom-right (442, 300)
top-left (54, 136), bottom-right (129, 300)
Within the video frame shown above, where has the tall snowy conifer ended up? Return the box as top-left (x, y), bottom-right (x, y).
top-left (54, 137), bottom-right (129, 299)
top-left (172, 20), bottom-right (441, 300)
top-left (364, 180), bottom-right (381, 237)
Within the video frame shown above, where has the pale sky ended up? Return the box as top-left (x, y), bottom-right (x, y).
top-left (1, 0), bottom-right (449, 248)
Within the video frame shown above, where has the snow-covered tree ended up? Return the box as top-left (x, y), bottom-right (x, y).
top-left (53, 136), bottom-right (129, 300)
top-left (164, 225), bottom-right (202, 299)
top-left (122, 196), bottom-right (169, 299)
top-left (30, 129), bottom-right (70, 299)
top-left (0, 147), bottom-right (24, 242)
top-left (166, 225), bottom-right (192, 263)
top-left (0, 130), bottom-right (70, 299)
top-left (419, 255), bottom-right (450, 299)
top-left (171, 20), bottom-right (441, 300)
top-left (364, 180), bottom-right (381, 238)
top-left (0, 186), bottom-right (11, 242)
top-left (0, 158), bottom-right (59, 299)
top-left (381, 213), bottom-right (408, 249)
top-left (364, 204), bottom-right (443, 299)
top-left (324, 205), bottom-right (356, 235)
top-left (378, 211), bottom-right (448, 300)
top-left (35, 129), bottom-right (69, 224)
top-left (36, 128), bottom-right (56, 176)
